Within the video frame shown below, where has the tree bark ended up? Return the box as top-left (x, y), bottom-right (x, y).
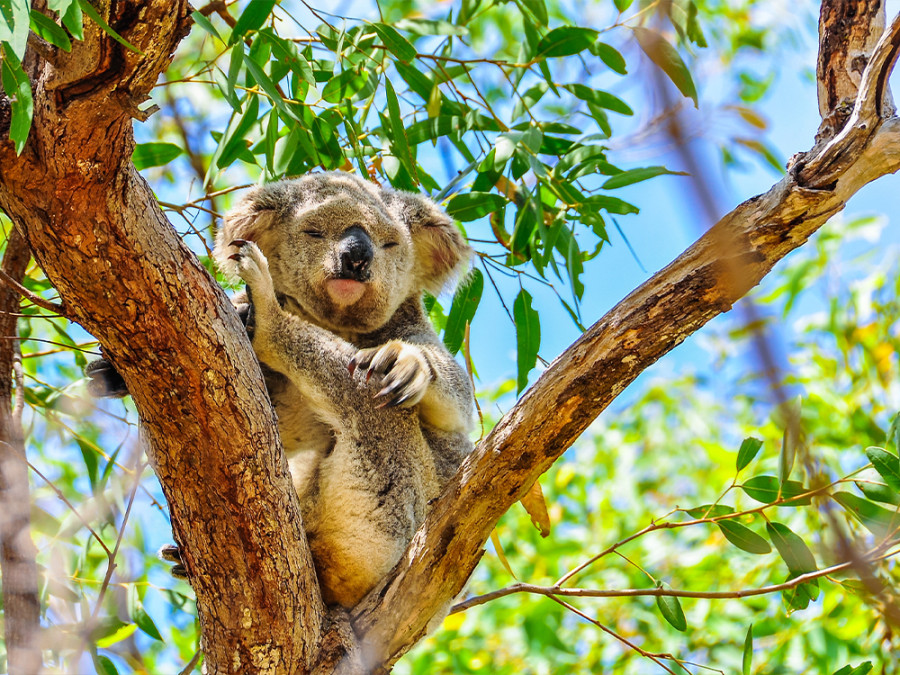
top-left (349, 8), bottom-right (900, 672)
top-left (0, 229), bottom-right (42, 675)
top-left (0, 2), bottom-right (324, 673)
top-left (0, 1), bottom-right (899, 674)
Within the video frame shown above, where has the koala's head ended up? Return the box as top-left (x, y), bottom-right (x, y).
top-left (214, 172), bottom-right (471, 334)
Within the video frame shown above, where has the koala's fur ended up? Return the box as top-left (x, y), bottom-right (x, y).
top-left (213, 172), bottom-right (474, 607)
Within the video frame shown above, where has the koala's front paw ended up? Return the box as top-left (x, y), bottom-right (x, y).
top-left (228, 240), bottom-right (276, 306)
top-left (158, 543), bottom-right (189, 580)
top-left (349, 341), bottom-right (433, 408)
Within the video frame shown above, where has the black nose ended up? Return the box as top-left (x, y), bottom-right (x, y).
top-left (338, 225), bottom-right (374, 280)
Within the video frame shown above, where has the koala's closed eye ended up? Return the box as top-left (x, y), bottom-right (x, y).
top-left (303, 230), bottom-right (324, 238)
top-left (382, 241), bottom-right (399, 249)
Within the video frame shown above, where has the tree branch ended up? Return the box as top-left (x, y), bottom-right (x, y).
top-left (0, 2), bottom-right (325, 672)
top-left (450, 553), bottom-right (894, 613)
top-left (0, 228), bottom-right (42, 675)
top-left (351, 10), bottom-right (900, 671)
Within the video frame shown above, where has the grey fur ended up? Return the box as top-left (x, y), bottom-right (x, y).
top-left (214, 172), bottom-right (474, 608)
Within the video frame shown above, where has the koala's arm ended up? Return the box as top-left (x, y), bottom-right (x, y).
top-left (229, 242), bottom-right (381, 418)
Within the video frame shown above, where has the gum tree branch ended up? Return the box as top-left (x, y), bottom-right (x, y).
top-left (0, 2), bottom-right (324, 673)
top-left (350, 9), bottom-right (900, 672)
top-left (450, 553), bottom-right (894, 613)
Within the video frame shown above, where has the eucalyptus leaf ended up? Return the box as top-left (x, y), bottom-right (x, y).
top-left (443, 269), bottom-right (483, 355)
top-left (633, 26), bottom-right (698, 106)
top-left (514, 289), bottom-right (540, 394)
top-left (655, 587), bottom-right (687, 632)
top-left (736, 437), bottom-right (763, 473)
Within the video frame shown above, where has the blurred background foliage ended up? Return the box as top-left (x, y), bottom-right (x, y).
top-left (1, 0), bottom-right (898, 672)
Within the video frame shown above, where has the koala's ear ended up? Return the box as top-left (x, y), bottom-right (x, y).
top-left (213, 188), bottom-right (278, 282)
top-left (385, 190), bottom-right (472, 295)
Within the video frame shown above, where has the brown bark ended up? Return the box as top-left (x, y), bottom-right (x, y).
top-left (349, 8), bottom-right (900, 672)
top-left (0, 0), bottom-right (898, 673)
top-left (0, 3), bottom-right (324, 673)
top-left (0, 229), bottom-right (41, 675)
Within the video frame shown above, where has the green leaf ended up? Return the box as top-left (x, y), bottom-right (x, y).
top-left (370, 22), bottom-right (416, 63)
top-left (321, 68), bottom-right (368, 104)
top-left (30, 10), bottom-right (72, 51)
top-left (779, 399), bottom-right (801, 485)
top-left (782, 571), bottom-right (818, 611)
top-left (190, 10), bottom-right (223, 42)
top-left (855, 480), bottom-right (899, 505)
top-left (443, 269), bottom-right (483, 355)
top-left (513, 289), bottom-right (540, 394)
top-left (684, 504), bottom-right (734, 518)
top-left (614, 0), bottom-right (633, 10)
top-left (632, 26), bottom-right (697, 106)
top-left (584, 195), bottom-right (639, 215)
top-left (94, 621), bottom-right (137, 648)
top-left (61, 1), bottom-right (82, 40)
top-left (94, 655), bottom-right (119, 675)
top-left (590, 42), bottom-right (627, 74)
top-left (717, 520), bottom-right (771, 555)
top-left (242, 54), bottom-right (293, 121)
top-left (134, 604), bottom-right (163, 642)
top-left (229, 0), bottom-right (276, 44)
top-left (736, 437), bottom-right (763, 473)
top-left (655, 587), bottom-right (687, 631)
top-left (742, 624), bottom-right (753, 675)
top-left (0, 0), bottom-right (29, 59)
top-left (0, 44), bottom-right (33, 154)
top-left (384, 78), bottom-right (417, 182)
top-left (77, 0), bottom-right (142, 54)
top-left (832, 663), bottom-right (873, 675)
top-left (536, 27), bottom-right (598, 58)
top-left (132, 142), bottom-right (182, 170)
top-left (565, 83), bottom-right (632, 116)
top-left (215, 94), bottom-right (260, 169)
top-left (601, 166), bottom-right (686, 189)
top-left (887, 412), bottom-right (900, 453)
top-left (446, 192), bottom-right (506, 222)
top-left (834, 491), bottom-right (900, 537)
top-left (741, 475), bottom-right (812, 505)
top-left (686, 1), bottom-right (707, 47)
top-left (518, 0), bottom-right (547, 26)
top-left (766, 521), bottom-right (817, 574)
top-left (865, 446), bottom-right (900, 492)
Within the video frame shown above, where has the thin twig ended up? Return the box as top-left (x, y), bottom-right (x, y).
top-left (0, 269), bottom-right (64, 315)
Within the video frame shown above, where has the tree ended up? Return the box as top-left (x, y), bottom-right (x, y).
top-left (0, 0), bottom-right (899, 673)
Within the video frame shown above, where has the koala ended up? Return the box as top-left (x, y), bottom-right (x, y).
top-left (88, 172), bottom-right (474, 608)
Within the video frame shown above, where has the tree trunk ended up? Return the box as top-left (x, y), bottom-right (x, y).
top-left (0, 2), bottom-right (324, 673)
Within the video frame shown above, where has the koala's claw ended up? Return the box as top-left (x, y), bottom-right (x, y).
top-left (351, 341), bottom-right (432, 408)
top-left (229, 239), bottom-right (249, 247)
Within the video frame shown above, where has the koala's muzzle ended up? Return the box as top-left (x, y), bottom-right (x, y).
top-left (338, 225), bottom-right (374, 282)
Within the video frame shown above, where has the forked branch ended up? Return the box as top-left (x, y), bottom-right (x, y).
top-left (350, 8), bottom-right (900, 672)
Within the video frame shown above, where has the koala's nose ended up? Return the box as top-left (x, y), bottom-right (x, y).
top-left (338, 225), bottom-right (374, 280)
